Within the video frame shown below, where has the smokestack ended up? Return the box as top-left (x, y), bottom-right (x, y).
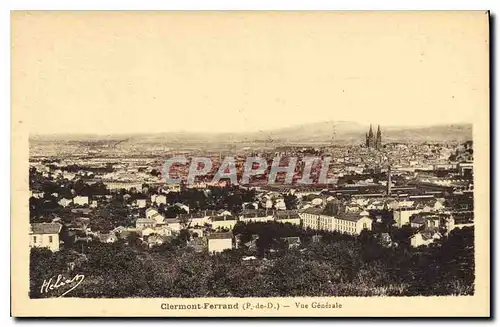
top-left (387, 165), bottom-right (392, 196)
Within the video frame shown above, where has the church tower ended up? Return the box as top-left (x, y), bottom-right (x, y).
top-left (365, 124), bottom-right (382, 150)
top-left (376, 125), bottom-right (382, 150)
top-left (367, 124), bottom-right (375, 148)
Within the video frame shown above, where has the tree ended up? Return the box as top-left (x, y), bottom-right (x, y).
top-left (29, 248), bottom-right (81, 298)
top-left (284, 194), bottom-right (298, 210)
top-left (150, 169), bottom-right (161, 177)
top-left (178, 229), bottom-right (191, 244)
top-left (126, 231), bottom-right (143, 248)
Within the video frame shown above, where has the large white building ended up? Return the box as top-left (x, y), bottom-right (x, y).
top-left (300, 208), bottom-right (324, 230)
top-left (300, 210), bottom-right (373, 235)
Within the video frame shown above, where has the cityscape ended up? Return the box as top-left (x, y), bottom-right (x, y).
top-left (28, 122), bottom-right (474, 298)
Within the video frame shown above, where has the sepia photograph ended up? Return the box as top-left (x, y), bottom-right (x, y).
top-left (11, 10), bottom-right (490, 317)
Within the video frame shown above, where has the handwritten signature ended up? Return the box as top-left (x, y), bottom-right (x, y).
top-left (41, 274), bottom-right (85, 298)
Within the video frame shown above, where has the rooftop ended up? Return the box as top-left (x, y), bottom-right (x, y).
top-left (211, 216), bottom-right (236, 222)
top-left (31, 223), bottom-right (62, 235)
top-left (336, 212), bottom-right (371, 222)
top-left (136, 218), bottom-right (155, 223)
top-left (301, 207), bottom-right (324, 215)
top-left (208, 232), bottom-right (233, 240)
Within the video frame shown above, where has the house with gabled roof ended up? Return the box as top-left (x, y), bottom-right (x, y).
top-left (30, 223), bottom-right (63, 252)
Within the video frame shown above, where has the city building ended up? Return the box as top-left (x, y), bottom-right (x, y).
top-left (300, 209), bottom-right (373, 235)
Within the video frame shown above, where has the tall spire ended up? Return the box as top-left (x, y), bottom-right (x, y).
top-left (376, 125), bottom-right (382, 150)
top-left (366, 124), bottom-right (375, 148)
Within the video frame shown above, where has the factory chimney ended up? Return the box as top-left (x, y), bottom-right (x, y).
top-left (387, 165), bottom-right (392, 196)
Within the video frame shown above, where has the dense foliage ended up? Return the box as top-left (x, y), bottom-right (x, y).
top-left (30, 223), bottom-right (474, 298)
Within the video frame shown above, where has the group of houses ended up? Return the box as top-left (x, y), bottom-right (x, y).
top-left (29, 187), bottom-right (473, 252)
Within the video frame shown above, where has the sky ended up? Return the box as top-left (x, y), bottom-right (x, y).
top-left (12, 11), bottom-right (488, 134)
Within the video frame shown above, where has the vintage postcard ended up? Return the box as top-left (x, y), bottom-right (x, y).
top-left (11, 11), bottom-right (490, 317)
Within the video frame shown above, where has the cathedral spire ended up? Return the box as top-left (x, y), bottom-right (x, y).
top-left (367, 124), bottom-right (374, 148)
top-left (365, 124), bottom-right (382, 150)
top-left (376, 125), bottom-right (382, 150)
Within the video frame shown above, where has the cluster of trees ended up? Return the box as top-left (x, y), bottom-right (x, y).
top-left (30, 168), bottom-right (112, 222)
top-left (51, 163), bottom-right (115, 174)
top-left (30, 222), bottom-right (474, 298)
top-left (30, 174), bottom-right (261, 233)
top-left (89, 200), bottom-right (134, 233)
top-left (449, 147), bottom-right (474, 162)
top-left (30, 168), bottom-right (110, 197)
top-left (31, 165), bottom-right (259, 209)
top-left (154, 186), bottom-right (257, 214)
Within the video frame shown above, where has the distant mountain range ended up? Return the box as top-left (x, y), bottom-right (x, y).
top-left (241, 121), bottom-right (473, 144)
top-left (30, 121), bottom-right (473, 148)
